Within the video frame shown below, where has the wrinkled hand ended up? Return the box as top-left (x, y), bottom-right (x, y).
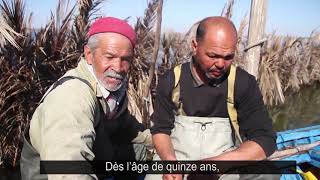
top-left (162, 174), bottom-right (183, 180)
top-left (186, 174), bottom-right (221, 180)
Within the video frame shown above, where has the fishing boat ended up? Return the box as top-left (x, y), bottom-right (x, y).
top-left (270, 125), bottom-right (320, 180)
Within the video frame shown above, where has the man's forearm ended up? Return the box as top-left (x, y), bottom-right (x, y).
top-left (152, 133), bottom-right (177, 161)
top-left (203, 141), bottom-right (266, 161)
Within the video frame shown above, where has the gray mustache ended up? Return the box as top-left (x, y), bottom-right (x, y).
top-left (104, 70), bottom-right (124, 80)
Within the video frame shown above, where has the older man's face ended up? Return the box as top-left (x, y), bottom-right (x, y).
top-left (85, 33), bottom-right (133, 91)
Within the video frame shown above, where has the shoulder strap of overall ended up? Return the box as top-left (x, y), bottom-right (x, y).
top-left (227, 65), bottom-right (243, 143)
top-left (171, 64), bottom-right (186, 115)
top-left (25, 76), bottom-right (96, 141)
top-left (40, 76), bottom-right (95, 103)
top-left (172, 63), bottom-right (242, 144)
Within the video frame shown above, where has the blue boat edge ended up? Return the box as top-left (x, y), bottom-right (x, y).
top-left (276, 125), bottom-right (320, 180)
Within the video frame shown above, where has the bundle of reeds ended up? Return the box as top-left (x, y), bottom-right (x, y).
top-left (258, 32), bottom-right (320, 106)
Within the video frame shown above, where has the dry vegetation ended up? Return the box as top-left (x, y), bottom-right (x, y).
top-left (258, 32), bottom-right (320, 106)
top-left (0, 0), bottom-right (319, 167)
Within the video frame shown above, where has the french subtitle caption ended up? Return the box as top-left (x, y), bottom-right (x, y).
top-left (105, 161), bottom-right (219, 174)
top-left (39, 160), bottom-right (296, 174)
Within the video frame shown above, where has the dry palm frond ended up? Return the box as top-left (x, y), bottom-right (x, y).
top-left (221, 0), bottom-right (235, 19)
top-left (141, 0), bottom-right (163, 128)
top-left (128, 0), bottom-right (160, 126)
top-left (168, 21), bottom-right (199, 66)
top-left (0, 15), bottom-right (21, 49)
top-left (258, 31), bottom-right (320, 106)
top-left (1, 0), bottom-right (25, 33)
top-left (133, 0), bottom-right (159, 68)
top-left (158, 32), bottom-right (175, 73)
top-left (259, 55), bottom-right (285, 105)
top-left (0, 0), bottom-right (33, 167)
top-left (31, 0), bottom-right (76, 83)
top-left (70, 0), bottom-right (105, 55)
top-left (160, 30), bottom-right (192, 70)
top-left (306, 31), bottom-right (320, 82)
top-left (309, 32), bottom-right (320, 81)
top-left (142, 0), bottom-right (163, 96)
top-left (234, 14), bottom-right (248, 68)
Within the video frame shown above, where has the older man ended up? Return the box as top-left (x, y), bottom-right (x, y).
top-left (146, 16), bottom-right (276, 180)
top-left (20, 17), bottom-right (151, 180)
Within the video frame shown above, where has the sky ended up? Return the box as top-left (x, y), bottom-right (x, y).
top-left (25, 0), bottom-right (320, 37)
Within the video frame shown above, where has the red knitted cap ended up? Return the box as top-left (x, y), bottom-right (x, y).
top-left (87, 17), bottom-right (136, 48)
